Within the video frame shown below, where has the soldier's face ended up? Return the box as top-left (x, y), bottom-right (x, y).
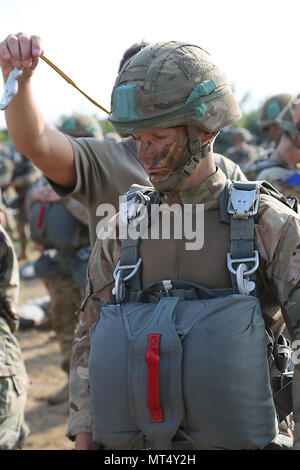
top-left (134, 127), bottom-right (189, 185)
top-left (267, 125), bottom-right (282, 145)
top-left (277, 98), bottom-right (300, 167)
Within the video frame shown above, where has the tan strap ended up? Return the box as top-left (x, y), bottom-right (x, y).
top-left (41, 56), bottom-right (110, 115)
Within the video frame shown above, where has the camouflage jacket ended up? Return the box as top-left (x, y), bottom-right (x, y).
top-left (257, 151), bottom-right (300, 201)
top-left (0, 225), bottom-right (19, 335)
top-left (225, 143), bottom-right (259, 170)
top-left (67, 167), bottom-right (300, 448)
top-left (0, 224), bottom-right (24, 380)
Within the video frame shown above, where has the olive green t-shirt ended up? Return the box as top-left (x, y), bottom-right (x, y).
top-left (49, 136), bottom-right (246, 246)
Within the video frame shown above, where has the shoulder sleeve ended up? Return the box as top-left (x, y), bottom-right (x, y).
top-left (48, 136), bottom-right (117, 205)
top-left (48, 136), bottom-right (149, 208)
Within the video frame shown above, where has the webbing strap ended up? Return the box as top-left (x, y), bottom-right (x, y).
top-left (146, 333), bottom-right (163, 423)
top-left (227, 181), bottom-right (259, 295)
top-left (118, 237), bottom-right (142, 295)
top-left (40, 56), bottom-right (110, 114)
top-left (114, 187), bottom-right (158, 302)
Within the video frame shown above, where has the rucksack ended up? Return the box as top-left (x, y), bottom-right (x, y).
top-left (88, 180), bottom-right (295, 450)
top-left (28, 200), bottom-right (90, 252)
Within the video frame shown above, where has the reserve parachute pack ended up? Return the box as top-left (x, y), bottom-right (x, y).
top-left (88, 180), bottom-right (295, 450)
top-left (28, 200), bottom-right (89, 252)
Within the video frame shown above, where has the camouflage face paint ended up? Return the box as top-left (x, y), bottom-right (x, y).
top-left (134, 126), bottom-right (190, 192)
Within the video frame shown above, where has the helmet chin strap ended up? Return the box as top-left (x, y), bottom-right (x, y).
top-left (154, 126), bottom-right (218, 195)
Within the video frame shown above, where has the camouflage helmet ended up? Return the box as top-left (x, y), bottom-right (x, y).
top-left (58, 114), bottom-right (103, 138)
top-left (260, 93), bottom-right (292, 131)
top-left (276, 94), bottom-right (300, 137)
top-left (108, 42), bottom-right (242, 135)
top-left (276, 93), bottom-right (300, 151)
top-left (230, 127), bottom-right (253, 143)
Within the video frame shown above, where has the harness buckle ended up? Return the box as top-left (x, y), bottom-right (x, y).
top-left (112, 258), bottom-right (142, 303)
top-left (227, 251), bottom-right (259, 295)
top-left (227, 187), bottom-right (260, 219)
top-left (162, 280), bottom-right (173, 297)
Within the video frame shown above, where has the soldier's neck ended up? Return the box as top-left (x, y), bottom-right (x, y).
top-left (180, 154), bottom-right (216, 191)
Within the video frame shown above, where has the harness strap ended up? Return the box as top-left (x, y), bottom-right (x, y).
top-left (226, 181), bottom-right (260, 295)
top-left (114, 185), bottom-right (157, 302)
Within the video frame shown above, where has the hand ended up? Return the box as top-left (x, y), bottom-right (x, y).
top-left (75, 432), bottom-right (101, 450)
top-left (0, 33), bottom-right (44, 82)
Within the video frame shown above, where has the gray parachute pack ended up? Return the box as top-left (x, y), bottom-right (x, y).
top-left (88, 181), bottom-right (295, 450)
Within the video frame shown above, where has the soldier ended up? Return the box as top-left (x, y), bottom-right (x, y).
top-left (0, 34), bottom-right (249, 250)
top-left (0, 222), bottom-right (29, 449)
top-left (66, 42), bottom-right (300, 450)
top-left (245, 93), bottom-right (293, 180)
top-left (0, 142), bottom-right (14, 229)
top-left (225, 127), bottom-right (259, 170)
top-left (0, 142), bottom-right (14, 189)
top-left (0, 34), bottom-right (250, 441)
top-left (260, 93), bottom-right (293, 146)
top-left (255, 95), bottom-right (300, 198)
top-left (8, 149), bottom-right (42, 260)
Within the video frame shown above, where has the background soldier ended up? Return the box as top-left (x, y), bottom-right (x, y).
top-left (0, 222), bottom-right (29, 449)
top-left (26, 115), bottom-right (99, 404)
top-left (224, 127), bottom-right (259, 170)
top-left (245, 93), bottom-right (293, 180)
top-left (255, 95), bottom-right (300, 198)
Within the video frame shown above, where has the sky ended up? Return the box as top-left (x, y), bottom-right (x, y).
top-left (0, 0), bottom-right (299, 130)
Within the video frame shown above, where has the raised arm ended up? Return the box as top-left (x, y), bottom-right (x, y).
top-left (0, 33), bottom-right (76, 188)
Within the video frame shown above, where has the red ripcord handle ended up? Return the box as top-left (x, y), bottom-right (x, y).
top-left (146, 333), bottom-right (164, 423)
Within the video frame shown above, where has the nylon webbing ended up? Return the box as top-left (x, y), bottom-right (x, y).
top-left (118, 237), bottom-right (142, 296)
top-left (227, 181), bottom-right (259, 295)
top-left (40, 56), bottom-right (110, 114)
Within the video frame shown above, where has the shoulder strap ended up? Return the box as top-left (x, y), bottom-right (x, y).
top-left (220, 178), bottom-right (299, 295)
top-left (221, 181), bottom-right (260, 296)
top-left (113, 185), bottom-right (158, 303)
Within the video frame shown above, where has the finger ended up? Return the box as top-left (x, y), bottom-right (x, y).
top-left (0, 41), bottom-right (11, 62)
top-left (6, 34), bottom-right (22, 67)
top-left (16, 32), bottom-right (32, 67)
top-left (30, 35), bottom-right (44, 58)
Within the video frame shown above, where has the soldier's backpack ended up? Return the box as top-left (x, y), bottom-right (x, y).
top-left (88, 180), bottom-right (295, 450)
top-left (28, 200), bottom-right (90, 252)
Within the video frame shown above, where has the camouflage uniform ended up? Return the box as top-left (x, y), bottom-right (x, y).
top-left (256, 151), bottom-right (300, 199)
top-left (0, 224), bottom-right (29, 449)
top-left (0, 143), bottom-right (14, 189)
top-left (42, 276), bottom-right (83, 371)
top-left (9, 149), bottom-right (42, 259)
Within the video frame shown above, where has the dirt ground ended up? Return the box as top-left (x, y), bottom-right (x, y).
top-left (16, 259), bottom-right (74, 451)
